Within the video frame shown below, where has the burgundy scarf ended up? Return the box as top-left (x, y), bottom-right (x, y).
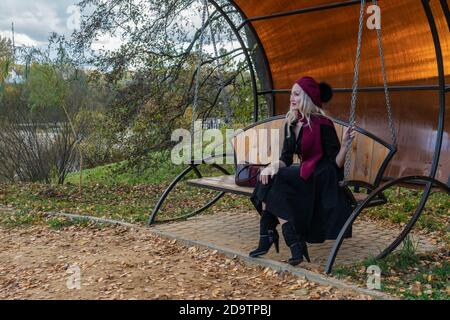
top-left (296, 114), bottom-right (334, 180)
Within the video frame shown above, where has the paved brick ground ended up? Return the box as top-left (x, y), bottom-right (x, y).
top-left (153, 211), bottom-right (437, 268)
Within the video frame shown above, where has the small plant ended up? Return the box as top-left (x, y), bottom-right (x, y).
top-left (402, 199), bottom-right (416, 212)
top-left (391, 211), bottom-right (409, 224)
top-left (395, 235), bottom-right (420, 270)
top-left (47, 217), bottom-right (74, 229)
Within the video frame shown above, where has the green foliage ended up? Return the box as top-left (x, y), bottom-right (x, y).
top-left (398, 235), bottom-right (419, 263)
top-left (66, 149), bottom-right (234, 186)
top-left (0, 36), bottom-right (14, 99)
top-left (27, 63), bottom-right (67, 111)
top-left (0, 36), bottom-right (13, 60)
top-left (366, 187), bottom-right (449, 233)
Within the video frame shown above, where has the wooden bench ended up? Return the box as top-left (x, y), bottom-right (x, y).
top-left (149, 115), bottom-right (450, 274)
top-left (186, 115), bottom-right (396, 208)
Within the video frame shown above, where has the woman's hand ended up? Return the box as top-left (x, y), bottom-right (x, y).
top-left (335, 126), bottom-right (356, 168)
top-left (342, 126), bottom-right (356, 148)
top-left (260, 165), bottom-right (279, 185)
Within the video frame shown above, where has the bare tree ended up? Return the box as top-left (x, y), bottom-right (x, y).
top-left (0, 39), bottom-right (95, 185)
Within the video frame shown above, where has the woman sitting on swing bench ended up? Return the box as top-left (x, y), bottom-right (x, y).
top-left (249, 76), bottom-right (356, 266)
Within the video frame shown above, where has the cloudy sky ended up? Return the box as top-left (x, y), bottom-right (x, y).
top-left (0, 0), bottom-right (124, 51)
top-left (0, 0), bottom-right (241, 59)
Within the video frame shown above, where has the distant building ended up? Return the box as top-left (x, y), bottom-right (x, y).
top-left (202, 118), bottom-right (223, 130)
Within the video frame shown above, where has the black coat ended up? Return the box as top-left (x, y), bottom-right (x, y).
top-left (250, 122), bottom-right (353, 243)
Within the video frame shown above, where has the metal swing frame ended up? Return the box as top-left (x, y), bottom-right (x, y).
top-left (149, 0), bottom-right (450, 274)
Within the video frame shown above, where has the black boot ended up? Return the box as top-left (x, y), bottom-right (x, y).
top-left (249, 211), bottom-right (280, 257)
top-left (282, 222), bottom-right (311, 266)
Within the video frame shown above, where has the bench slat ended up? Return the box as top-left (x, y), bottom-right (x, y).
top-left (187, 175), bottom-right (374, 204)
top-left (187, 175), bottom-right (253, 196)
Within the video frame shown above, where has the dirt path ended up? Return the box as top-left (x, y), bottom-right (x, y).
top-left (0, 224), bottom-right (375, 300)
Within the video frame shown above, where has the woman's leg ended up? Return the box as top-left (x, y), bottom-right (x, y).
top-left (281, 220), bottom-right (310, 265)
top-left (249, 202), bottom-right (280, 257)
top-left (262, 201), bottom-right (281, 225)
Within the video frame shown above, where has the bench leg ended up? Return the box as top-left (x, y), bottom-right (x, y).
top-left (324, 175), bottom-right (449, 274)
top-left (376, 177), bottom-right (449, 260)
top-left (148, 160), bottom-right (231, 225)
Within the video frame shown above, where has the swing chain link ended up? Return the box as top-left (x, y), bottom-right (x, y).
top-left (344, 0), bottom-right (366, 181)
top-left (373, 0), bottom-right (397, 148)
top-left (343, 0), bottom-right (397, 183)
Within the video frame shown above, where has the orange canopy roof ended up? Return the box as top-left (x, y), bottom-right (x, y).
top-left (231, 0), bottom-right (450, 183)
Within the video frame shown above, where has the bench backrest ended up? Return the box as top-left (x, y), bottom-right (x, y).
top-left (231, 115), bottom-right (395, 187)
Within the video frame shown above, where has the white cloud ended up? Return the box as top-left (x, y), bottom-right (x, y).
top-left (0, 30), bottom-right (43, 47)
top-left (0, 0), bottom-right (75, 44)
top-left (91, 34), bottom-right (124, 52)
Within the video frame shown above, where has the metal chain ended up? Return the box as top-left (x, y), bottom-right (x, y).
top-left (191, 0), bottom-right (209, 150)
top-left (344, 0), bottom-right (366, 181)
top-left (373, 0), bottom-right (397, 147)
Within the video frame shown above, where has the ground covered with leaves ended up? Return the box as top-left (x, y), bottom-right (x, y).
top-left (333, 248), bottom-right (449, 300)
top-left (0, 218), bottom-right (373, 300)
top-left (0, 158), bottom-right (448, 300)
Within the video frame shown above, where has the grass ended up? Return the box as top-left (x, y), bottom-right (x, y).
top-left (333, 236), bottom-right (449, 300)
top-left (66, 149), bottom-right (236, 186)
top-left (1, 149), bottom-right (447, 231)
top-left (365, 187), bottom-right (449, 234)
top-left (46, 216), bottom-right (92, 230)
top-left (0, 149), bottom-right (249, 225)
top-left (65, 151), bottom-right (183, 186)
top-left (0, 206), bottom-right (105, 230)
top-left (0, 208), bottom-right (40, 228)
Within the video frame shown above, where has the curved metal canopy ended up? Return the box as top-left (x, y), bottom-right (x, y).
top-left (225, 0), bottom-right (449, 184)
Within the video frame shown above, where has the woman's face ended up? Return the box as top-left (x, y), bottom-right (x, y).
top-left (290, 83), bottom-right (302, 112)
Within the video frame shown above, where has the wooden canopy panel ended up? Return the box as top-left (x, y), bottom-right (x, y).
top-left (231, 0), bottom-right (450, 183)
top-left (231, 116), bottom-right (392, 186)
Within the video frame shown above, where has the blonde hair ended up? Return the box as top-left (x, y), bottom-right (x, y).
top-left (285, 87), bottom-right (328, 138)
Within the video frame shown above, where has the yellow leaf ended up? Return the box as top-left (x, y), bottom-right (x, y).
top-left (211, 288), bottom-right (221, 298)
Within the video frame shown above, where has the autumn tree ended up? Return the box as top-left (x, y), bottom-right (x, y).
top-left (0, 36), bottom-right (13, 95)
top-left (0, 37), bottom-right (108, 185)
top-left (72, 0), bottom-right (270, 162)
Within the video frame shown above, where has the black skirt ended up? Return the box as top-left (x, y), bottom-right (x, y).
top-left (250, 157), bottom-right (353, 243)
